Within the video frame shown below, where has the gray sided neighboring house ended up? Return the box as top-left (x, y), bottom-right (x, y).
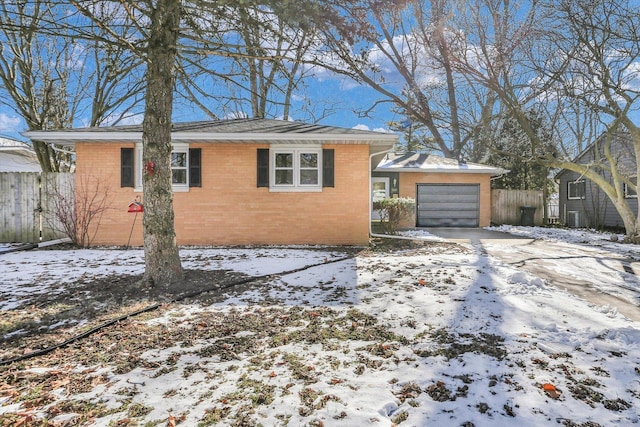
top-left (557, 131), bottom-right (637, 229)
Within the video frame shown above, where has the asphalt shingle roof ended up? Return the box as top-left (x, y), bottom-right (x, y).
top-left (24, 118), bottom-right (398, 147)
top-left (37, 118), bottom-right (389, 136)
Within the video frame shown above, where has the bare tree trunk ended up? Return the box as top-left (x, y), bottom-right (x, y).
top-left (31, 140), bottom-right (57, 172)
top-left (142, 0), bottom-right (183, 286)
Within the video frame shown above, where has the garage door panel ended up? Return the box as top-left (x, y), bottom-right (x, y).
top-left (419, 210), bottom-right (478, 219)
top-left (418, 203), bottom-right (478, 212)
top-left (449, 218), bottom-right (478, 226)
top-left (419, 195), bottom-right (477, 203)
top-left (418, 185), bottom-right (477, 195)
top-left (417, 184), bottom-right (479, 228)
top-left (418, 217), bottom-right (478, 227)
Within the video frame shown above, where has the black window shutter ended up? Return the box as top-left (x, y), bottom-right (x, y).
top-left (257, 148), bottom-right (269, 187)
top-left (189, 148), bottom-right (202, 187)
top-left (121, 148), bottom-right (134, 187)
top-left (322, 149), bottom-right (334, 188)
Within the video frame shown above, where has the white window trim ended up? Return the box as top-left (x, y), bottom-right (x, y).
top-left (134, 142), bottom-right (190, 192)
top-left (270, 146), bottom-right (322, 192)
top-left (567, 179), bottom-right (585, 200)
top-left (624, 181), bottom-right (638, 199)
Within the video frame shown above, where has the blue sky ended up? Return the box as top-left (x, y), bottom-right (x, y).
top-left (0, 69), bottom-right (396, 143)
top-left (0, 113), bottom-right (23, 141)
top-left (3, 0), bottom-right (636, 152)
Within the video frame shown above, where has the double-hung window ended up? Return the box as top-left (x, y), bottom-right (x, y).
top-left (567, 179), bottom-right (585, 200)
top-left (170, 149), bottom-right (188, 187)
top-left (135, 143), bottom-right (189, 192)
top-left (271, 147), bottom-right (322, 191)
top-left (624, 178), bottom-right (637, 199)
top-left (121, 143), bottom-right (201, 192)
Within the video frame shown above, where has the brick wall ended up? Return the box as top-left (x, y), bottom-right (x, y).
top-left (75, 142), bottom-right (371, 246)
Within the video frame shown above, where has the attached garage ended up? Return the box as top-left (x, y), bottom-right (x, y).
top-left (373, 153), bottom-right (507, 228)
top-left (417, 184), bottom-right (479, 227)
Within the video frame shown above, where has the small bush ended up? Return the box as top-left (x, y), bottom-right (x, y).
top-left (43, 173), bottom-right (113, 247)
top-left (373, 197), bottom-right (415, 234)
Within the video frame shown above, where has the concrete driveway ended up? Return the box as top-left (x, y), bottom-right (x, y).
top-left (425, 228), bottom-right (640, 322)
top-left (422, 227), bottom-right (534, 243)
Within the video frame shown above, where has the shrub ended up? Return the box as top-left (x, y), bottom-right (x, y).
top-left (373, 197), bottom-right (415, 234)
top-left (43, 173), bottom-right (113, 247)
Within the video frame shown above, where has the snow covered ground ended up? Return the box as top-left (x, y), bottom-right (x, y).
top-left (486, 226), bottom-right (640, 320)
top-left (1, 227), bottom-right (639, 426)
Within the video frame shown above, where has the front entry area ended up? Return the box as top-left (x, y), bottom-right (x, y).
top-left (416, 184), bottom-right (479, 227)
top-left (371, 177), bottom-right (390, 220)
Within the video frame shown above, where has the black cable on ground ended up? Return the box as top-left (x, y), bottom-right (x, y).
top-left (0, 303), bottom-right (162, 366)
top-left (0, 255), bottom-right (355, 366)
top-left (0, 243), bottom-right (38, 255)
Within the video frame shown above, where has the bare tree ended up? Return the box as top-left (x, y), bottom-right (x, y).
top-left (0, 1), bottom-right (145, 172)
top-left (453, 0), bottom-right (640, 236)
top-left (43, 173), bottom-right (113, 247)
top-left (174, 3), bottom-right (329, 123)
top-left (314, 0), bottom-right (497, 159)
top-left (244, 10), bottom-right (325, 121)
top-left (89, 40), bottom-right (146, 127)
top-left (0, 1), bottom-right (78, 171)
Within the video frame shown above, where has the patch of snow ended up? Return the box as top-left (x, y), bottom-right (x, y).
top-left (488, 225), bottom-right (632, 253)
top-left (397, 229), bottom-right (445, 240)
top-left (1, 228), bottom-right (640, 425)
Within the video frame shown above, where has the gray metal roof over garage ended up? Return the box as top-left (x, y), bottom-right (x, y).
top-left (375, 152), bottom-right (507, 176)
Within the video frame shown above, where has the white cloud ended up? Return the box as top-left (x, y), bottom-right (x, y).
top-left (0, 113), bottom-right (21, 131)
top-left (373, 127), bottom-right (392, 133)
top-left (98, 112), bottom-right (144, 127)
top-left (622, 60), bottom-right (640, 92)
top-left (352, 124), bottom-right (393, 133)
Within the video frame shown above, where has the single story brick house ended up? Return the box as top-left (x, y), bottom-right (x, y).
top-left (372, 153), bottom-right (507, 227)
top-left (26, 119), bottom-right (398, 246)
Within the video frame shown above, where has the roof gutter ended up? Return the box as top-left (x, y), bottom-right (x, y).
top-left (490, 168), bottom-right (511, 181)
top-left (46, 143), bottom-right (76, 156)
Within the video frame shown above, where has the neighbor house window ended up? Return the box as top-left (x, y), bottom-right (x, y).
top-left (567, 179), bottom-right (585, 200)
top-left (624, 179), bottom-right (637, 198)
top-left (270, 147), bottom-right (322, 191)
top-left (121, 143), bottom-right (201, 191)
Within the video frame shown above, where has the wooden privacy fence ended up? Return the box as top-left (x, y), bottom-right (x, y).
top-left (491, 189), bottom-right (545, 226)
top-left (0, 172), bottom-right (74, 243)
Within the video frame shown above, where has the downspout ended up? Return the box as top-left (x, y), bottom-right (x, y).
top-left (43, 142), bottom-right (76, 173)
top-left (369, 148), bottom-right (421, 241)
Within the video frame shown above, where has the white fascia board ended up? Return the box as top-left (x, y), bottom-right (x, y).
top-left (23, 131), bottom-right (141, 145)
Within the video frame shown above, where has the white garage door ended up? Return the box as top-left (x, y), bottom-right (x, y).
top-left (417, 184), bottom-right (479, 227)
